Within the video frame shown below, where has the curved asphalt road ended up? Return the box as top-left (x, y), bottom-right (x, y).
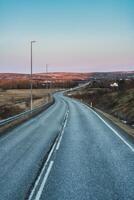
top-left (0, 93), bottom-right (134, 200)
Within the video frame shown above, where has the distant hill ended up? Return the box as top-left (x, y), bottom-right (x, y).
top-left (91, 71), bottom-right (134, 80)
top-left (0, 72), bottom-right (92, 89)
top-left (0, 72), bottom-right (91, 81)
top-left (0, 71), bottom-right (133, 81)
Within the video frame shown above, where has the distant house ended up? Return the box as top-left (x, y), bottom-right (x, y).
top-left (110, 82), bottom-right (118, 87)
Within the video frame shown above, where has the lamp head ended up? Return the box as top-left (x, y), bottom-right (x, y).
top-left (31, 40), bottom-right (36, 43)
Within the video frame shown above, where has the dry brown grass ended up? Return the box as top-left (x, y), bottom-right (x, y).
top-left (0, 89), bottom-right (57, 120)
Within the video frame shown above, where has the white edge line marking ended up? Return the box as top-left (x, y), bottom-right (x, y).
top-left (86, 105), bottom-right (134, 152)
top-left (34, 161), bottom-right (54, 200)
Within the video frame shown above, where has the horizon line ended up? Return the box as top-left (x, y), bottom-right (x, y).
top-left (0, 70), bottom-right (134, 75)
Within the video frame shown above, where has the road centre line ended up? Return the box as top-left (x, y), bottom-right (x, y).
top-left (28, 141), bottom-right (57, 200)
top-left (28, 108), bottom-right (69, 200)
top-left (34, 161), bottom-right (54, 200)
top-left (56, 110), bottom-right (69, 150)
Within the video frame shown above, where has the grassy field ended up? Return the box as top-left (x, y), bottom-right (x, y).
top-left (0, 89), bottom-right (57, 120)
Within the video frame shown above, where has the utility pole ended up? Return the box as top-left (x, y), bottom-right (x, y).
top-left (30, 40), bottom-right (36, 111)
top-left (46, 64), bottom-right (48, 73)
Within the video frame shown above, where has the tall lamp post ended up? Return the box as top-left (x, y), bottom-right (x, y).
top-left (30, 40), bottom-right (36, 111)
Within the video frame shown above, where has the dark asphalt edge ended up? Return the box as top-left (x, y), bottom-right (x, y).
top-left (91, 106), bottom-right (134, 145)
top-left (0, 99), bottom-right (55, 136)
top-left (66, 96), bottom-right (134, 146)
top-left (86, 104), bottom-right (134, 145)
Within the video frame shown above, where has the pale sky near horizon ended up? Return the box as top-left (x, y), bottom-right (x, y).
top-left (0, 0), bottom-right (134, 73)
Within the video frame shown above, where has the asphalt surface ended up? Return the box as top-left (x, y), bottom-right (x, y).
top-left (0, 93), bottom-right (134, 200)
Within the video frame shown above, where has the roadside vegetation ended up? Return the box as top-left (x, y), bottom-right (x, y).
top-left (68, 79), bottom-right (134, 127)
top-left (0, 89), bottom-right (56, 120)
top-left (0, 73), bottom-right (84, 120)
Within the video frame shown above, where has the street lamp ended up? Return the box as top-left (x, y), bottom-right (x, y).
top-left (30, 40), bottom-right (36, 111)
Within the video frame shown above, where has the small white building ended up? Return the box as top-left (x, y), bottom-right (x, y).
top-left (110, 82), bottom-right (118, 87)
